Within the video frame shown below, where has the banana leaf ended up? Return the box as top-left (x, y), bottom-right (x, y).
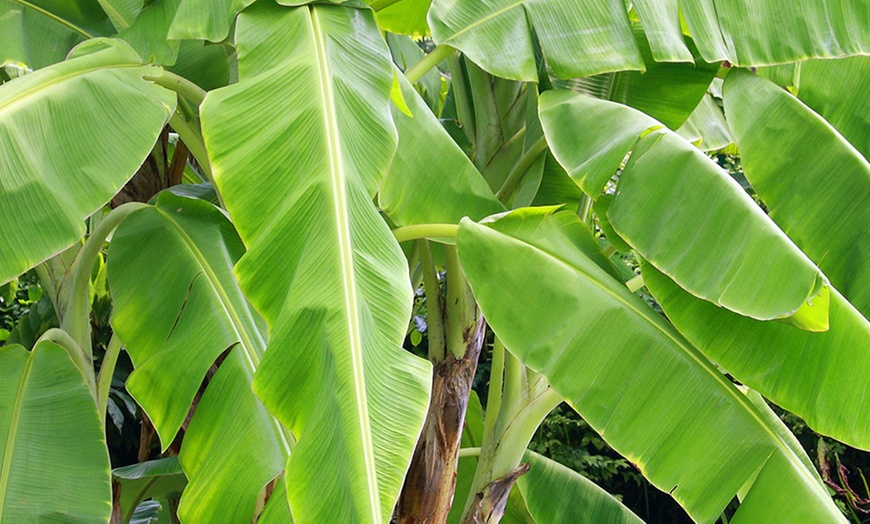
top-left (0, 38), bottom-right (175, 284)
top-left (0, 341), bottom-right (111, 523)
top-left (456, 207), bottom-right (843, 523)
top-left (539, 90), bottom-right (828, 326)
top-left (200, 4), bottom-right (431, 521)
top-left (108, 192), bottom-right (290, 521)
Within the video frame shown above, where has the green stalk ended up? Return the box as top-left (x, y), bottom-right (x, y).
top-left (147, 71), bottom-right (207, 107)
top-left (490, 388), bottom-right (561, 476)
top-left (419, 240), bottom-right (446, 362)
top-left (96, 333), bottom-right (123, 428)
top-left (448, 54), bottom-right (476, 145)
top-left (62, 203), bottom-right (147, 359)
top-left (482, 337), bottom-right (506, 441)
top-left (459, 447), bottom-right (481, 458)
top-left (405, 44), bottom-right (454, 84)
top-left (38, 328), bottom-right (95, 397)
top-left (467, 62), bottom-right (501, 171)
top-left (498, 350), bottom-right (526, 432)
top-left (392, 223), bottom-right (459, 243)
top-left (444, 246), bottom-right (474, 359)
top-left (495, 136), bottom-right (548, 205)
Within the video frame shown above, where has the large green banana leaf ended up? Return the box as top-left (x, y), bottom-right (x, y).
top-left (798, 56), bottom-right (870, 161)
top-left (632, 0), bottom-right (870, 66)
top-left (517, 451), bottom-right (643, 523)
top-left (428, 0), bottom-right (643, 81)
top-left (724, 70), bottom-right (870, 319)
top-left (0, 0), bottom-right (114, 68)
top-left (643, 263), bottom-right (870, 450)
top-left (539, 90), bottom-right (827, 326)
top-left (0, 341), bottom-right (111, 523)
top-left (108, 192), bottom-right (290, 521)
top-left (554, 23), bottom-right (718, 130)
top-left (0, 39), bottom-right (175, 284)
top-left (456, 208), bottom-right (844, 522)
top-left (200, 4), bottom-right (430, 522)
top-left (96, 0), bottom-right (141, 31)
top-left (379, 71), bottom-right (504, 226)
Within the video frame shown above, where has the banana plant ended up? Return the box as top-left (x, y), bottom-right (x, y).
top-left (0, 0), bottom-right (868, 523)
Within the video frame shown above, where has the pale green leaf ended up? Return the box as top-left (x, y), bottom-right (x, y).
top-left (379, 71), bottom-right (504, 226)
top-left (108, 192), bottom-right (289, 522)
top-left (644, 256), bottom-right (870, 450)
top-left (517, 451), bottom-right (643, 523)
top-left (724, 70), bottom-right (870, 319)
top-left (0, 39), bottom-right (175, 284)
top-left (428, 0), bottom-right (643, 81)
top-left (540, 90), bottom-right (828, 325)
top-left (167, 40), bottom-right (230, 91)
top-left (0, 341), bottom-right (111, 523)
top-left (633, 0), bottom-right (870, 66)
top-left (456, 208), bottom-right (844, 522)
top-left (201, 4), bottom-right (430, 522)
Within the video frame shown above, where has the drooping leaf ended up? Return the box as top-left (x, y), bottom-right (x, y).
top-left (200, 4), bottom-right (431, 522)
top-left (0, 341), bottom-right (111, 523)
top-left (456, 207), bottom-right (843, 523)
top-left (428, 0), bottom-right (643, 81)
top-left (632, 0), bottom-right (870, 66)
top-left (554, 23), bottom-right (719, 130)
top-left (644, 262), bottom-right (870, 450)
top-left (0, 38), bottom-right (175, 285)
top-left (380, 71), bottom-right (504, 226)
top-left (0, 0), bottom-right (115, 68)
top-left (724, 70), bottom-right (870, 319)
top-left (517, 451), bottom-right (643, 523)
top-left (539, 90), bottom-right (829, 326)
top-left (108, 192), bottom-right (289, 521)
top-left (798, 56), bottom-right (870, 161)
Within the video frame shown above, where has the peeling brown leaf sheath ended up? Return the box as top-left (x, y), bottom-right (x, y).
top-left (253, 475), bottom-right (280, 522)
top-left (464, 463), bottom-right (530, 524)
top-left (397, 316), bottom-right (486, 523)
top-left (110, 480), bottom-right (123, 524)
top-left (139, 411), bottom-right (156, 463)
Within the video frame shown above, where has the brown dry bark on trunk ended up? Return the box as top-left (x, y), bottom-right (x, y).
top-left (397, 317), bottom-right (486, 523)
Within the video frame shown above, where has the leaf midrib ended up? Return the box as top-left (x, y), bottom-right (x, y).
top-left (478, 222), bottom-right (830, 499)
top-left (0, 349), bottom-right (35, 520)
top-left (310, 7), bottom-right (381, 521)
